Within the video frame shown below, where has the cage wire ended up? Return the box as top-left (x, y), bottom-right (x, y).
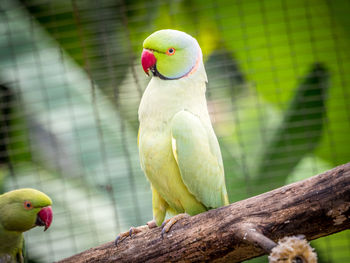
top-left (0, 0), bottom-right (349, 262)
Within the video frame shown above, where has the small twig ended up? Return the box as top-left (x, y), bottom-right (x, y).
top-left (238, 223), bottom-right (277, 253)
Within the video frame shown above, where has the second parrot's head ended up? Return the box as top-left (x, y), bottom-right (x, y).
top-left (0, 188), bottom-right (53, 232)
top-left (141, 29), bottom-right (202, 80)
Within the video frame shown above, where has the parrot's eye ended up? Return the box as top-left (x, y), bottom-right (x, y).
top-left (24, 201), bottom-right (33, 210)
top-left (166, 47), bottom-right (176, 56)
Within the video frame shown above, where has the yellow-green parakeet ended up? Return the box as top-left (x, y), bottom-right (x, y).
top-left (139, 29), bottom-right (229, 227)
top-left (0, 188), bottom-right (53, 263)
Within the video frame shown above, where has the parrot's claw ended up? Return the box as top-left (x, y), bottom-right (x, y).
top-left (114, 235), bottom-right (122, 246)
top-left (115, 227), bottom-right (137, 246)
top-left (115, 222), bottom-right (156, 246)
top-left (161, 213), bottom-right (189, 238)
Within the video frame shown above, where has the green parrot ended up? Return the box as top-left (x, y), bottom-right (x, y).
top-left (0, 188), bottom-right (53, 263)
top-left (139, 29), bottom-right (229, 228)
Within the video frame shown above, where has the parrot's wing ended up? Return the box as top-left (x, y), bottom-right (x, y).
top-left (171, 110), bottom-right (229, 209)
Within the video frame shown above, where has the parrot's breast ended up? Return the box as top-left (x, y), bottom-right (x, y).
top-left (138, 126), bottom-right (184, 213)
top-left (138, 66), bottom-right (211, 217)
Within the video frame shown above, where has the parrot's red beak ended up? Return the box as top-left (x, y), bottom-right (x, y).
top-left (36, 206), bottom-right (53, 231)
top-left (141, 49), bottom-right (156, 75)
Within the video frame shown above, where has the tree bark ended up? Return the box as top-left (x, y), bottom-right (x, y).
top-left (58, 163), bottom-right (350, 263)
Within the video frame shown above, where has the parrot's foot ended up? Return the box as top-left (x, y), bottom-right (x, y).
top-left (115, 220), bottom-right (157, 246)
top-left (161, 213), bottom-right (189, 238)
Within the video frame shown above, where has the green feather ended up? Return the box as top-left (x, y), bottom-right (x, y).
top-left (171, 110), bottom-right (228, 209)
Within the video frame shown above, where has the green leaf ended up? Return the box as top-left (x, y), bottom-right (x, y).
top-left (0, 84), bottom-right (13, 167)
top-left (0, 83), bottom-right (32, 167)
top-left (19, 0), bottom-right (132, 102)
top-left (254, 63), bottom-right (329, 192)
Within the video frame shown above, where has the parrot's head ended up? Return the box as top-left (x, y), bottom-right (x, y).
top-left (141, 29), bottom-right (203, 80)
top-left (0, 188), bottom-right (53, 232)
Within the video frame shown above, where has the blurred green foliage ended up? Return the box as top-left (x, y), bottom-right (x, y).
top-left (0, 0), bottom-right (349, 262)
top-left (255, 63), bottom-right (329, 193)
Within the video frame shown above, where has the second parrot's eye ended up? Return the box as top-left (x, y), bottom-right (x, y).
top-left (24, 201), bottom-right (33, 210)
top-left (166, 47), bottom-right (176, 56)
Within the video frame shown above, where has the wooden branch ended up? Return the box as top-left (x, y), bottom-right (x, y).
top-left (58, 163), bottom-right (350, 263)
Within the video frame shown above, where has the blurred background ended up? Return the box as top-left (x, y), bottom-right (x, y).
top-left (0, 0), bottom-right (349, 262)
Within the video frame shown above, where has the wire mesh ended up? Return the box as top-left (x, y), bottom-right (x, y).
top-left (0, 0), bottom-right (349, 262)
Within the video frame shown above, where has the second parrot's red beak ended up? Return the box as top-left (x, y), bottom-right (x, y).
top-left (36, 206), bottom-right (53, 231)
top-left (141, 49), bottom-right (156, 75)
